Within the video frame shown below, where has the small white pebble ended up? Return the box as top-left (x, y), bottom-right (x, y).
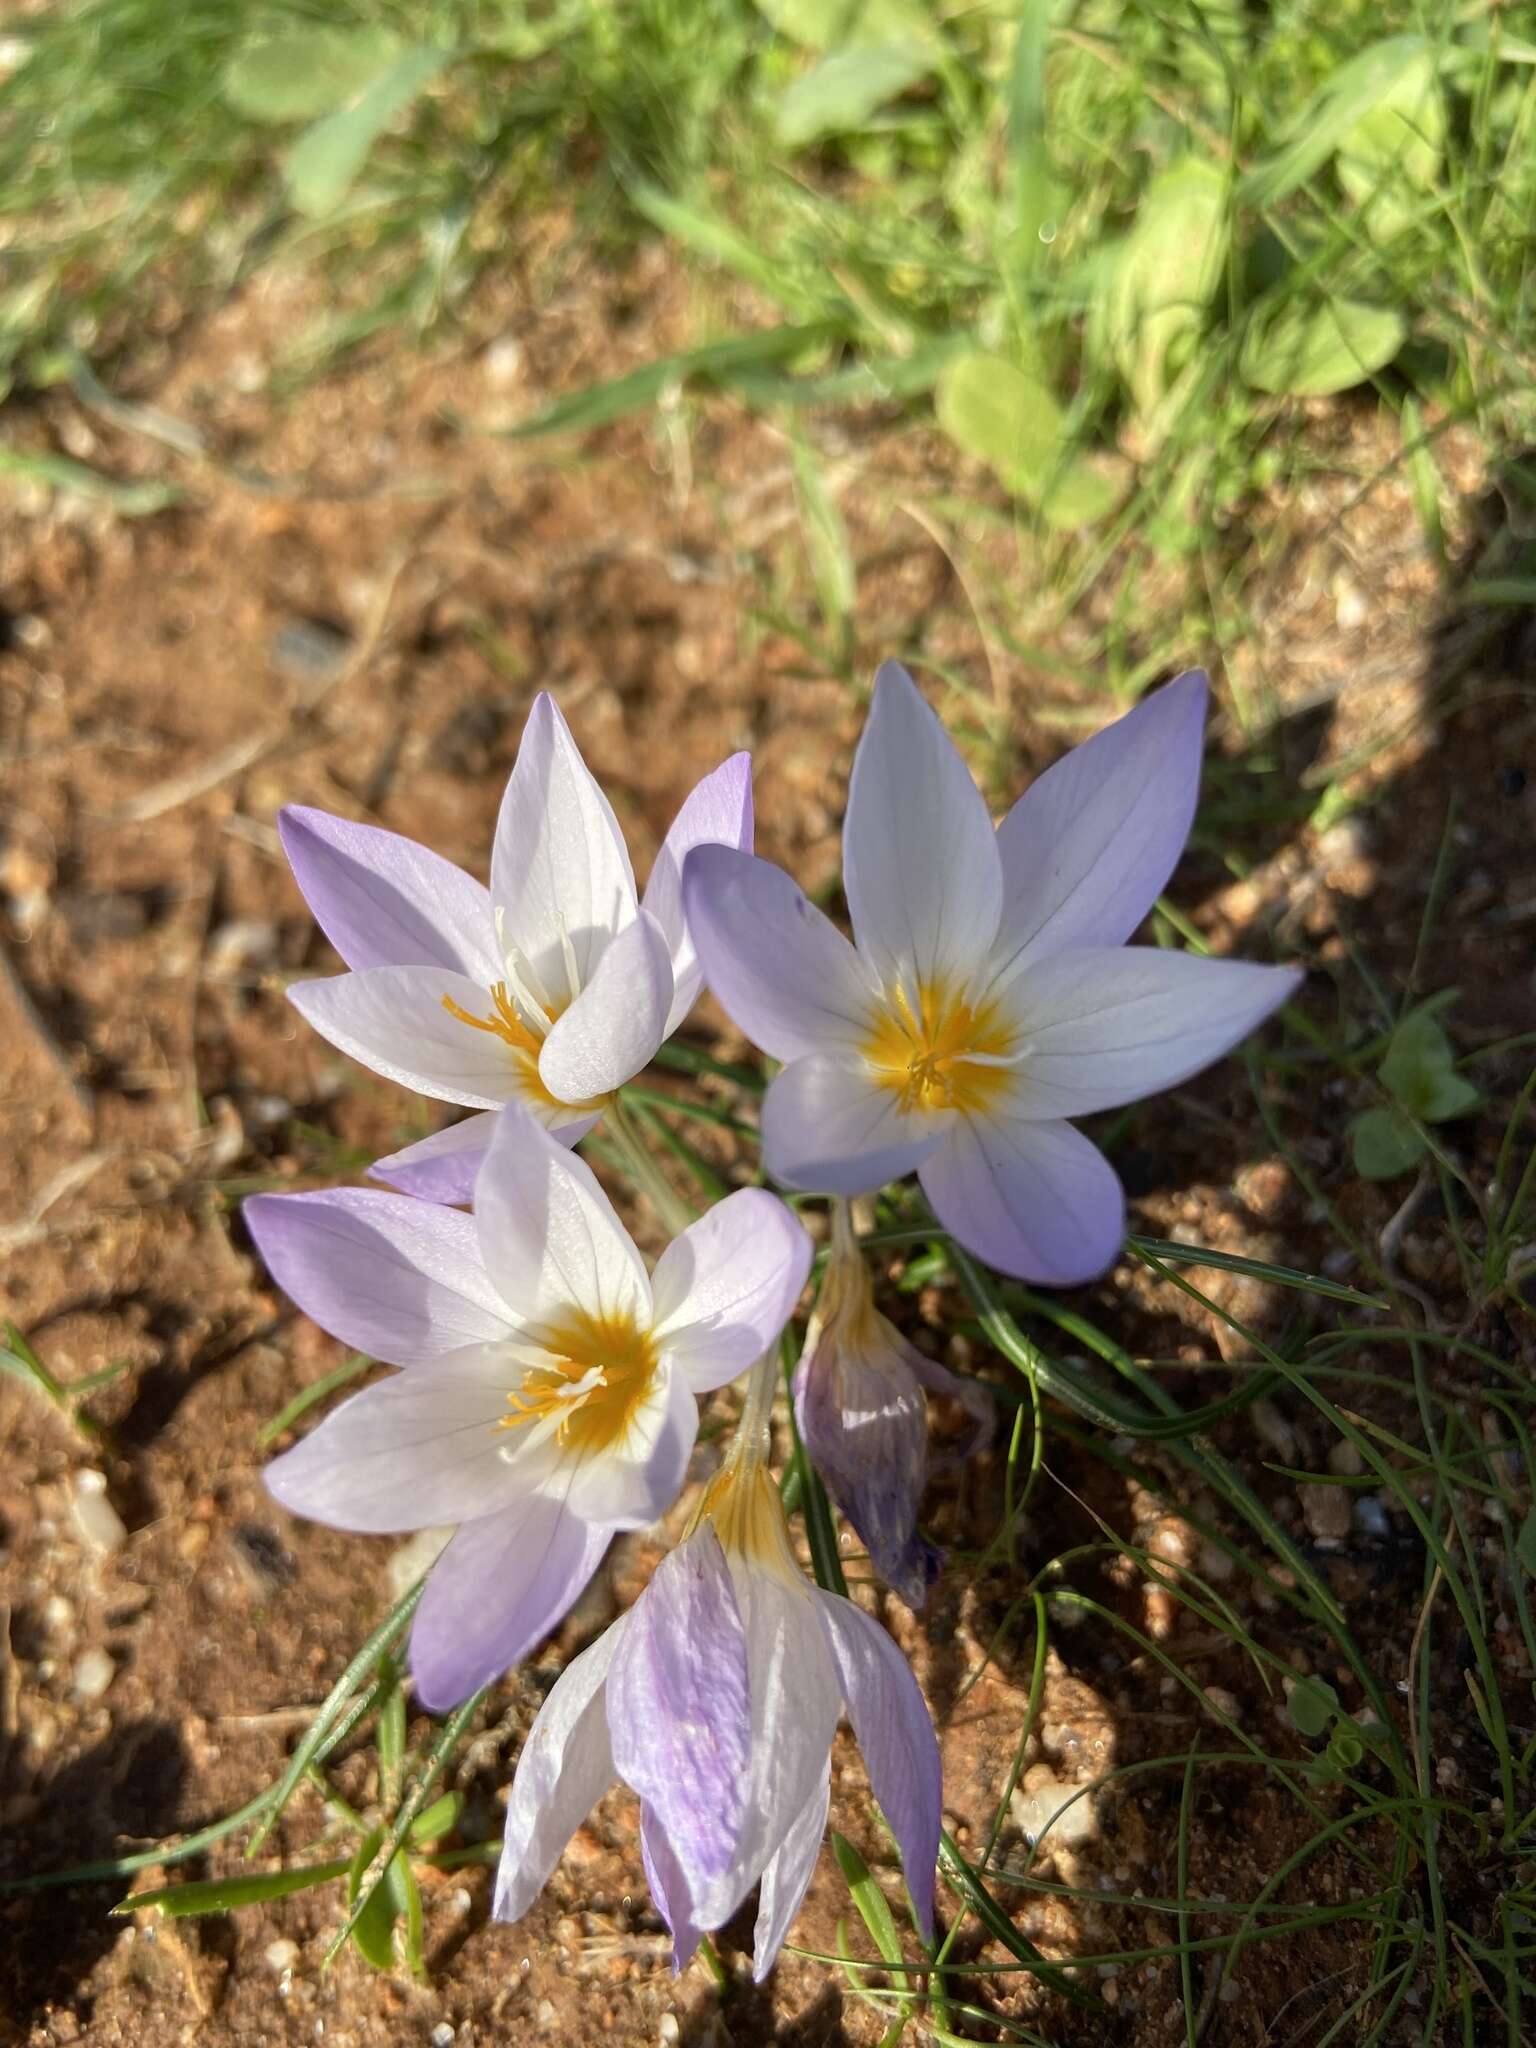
top-left (72, 1648), bottom-right (115, 1701)
top-left (70, 1471), bottom-right (127, 1555)
top-left (482, 336), bottom-right (524, 387)
top-left (265, 1938), bottom-right (299, 1972)
top-left (431, 2024), bottom-right (455, 2048)
top-left (43, 1594), bottom-right (75, 1631)
top-left (659, 2018), bottom-right (681, 2045)
top-left (537, 2000), bottom-right (557, 2029)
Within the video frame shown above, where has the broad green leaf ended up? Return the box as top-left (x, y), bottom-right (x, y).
top-left (1104, 158), bottom-right (1228, 419)
top-left (117, 1859), bottom-right (351, 1918)
top-left (935, 351), bottom-right (1122, 527)
top-left (776, 41), bottom-right (933, 149)
top-left (1237, 36), bottom-right (1429, 208)
top-left (347, 1828), bottom-right (402, 1972)
top-left (222, 28), bottom-right (400, 124)
top-left (1287, 1675), bottom-right (1339, 1739)
top-left (285, 46), bottom-right (450, 219)
top-left (1378, 1008), bottom-right (1481, 1122)
top-left (408, 1791), bottom-right (463, 1845)
top-left (1337, 51), bottom-right (1444, 242)
top-left (831, 1833), bottom-right (909, 1994)
top-left (1350, 1106), bottom-right (1425, 1180)
top-left (1326, 1725), bottom-right (1365, 1771)
top-left (1241, 297), bottom-right (1405, 397)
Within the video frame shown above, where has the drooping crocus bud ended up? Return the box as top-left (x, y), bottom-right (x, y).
top-left (795, 1201), bottom-right (989, 1607)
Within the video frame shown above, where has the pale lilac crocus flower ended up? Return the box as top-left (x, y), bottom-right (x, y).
top-left (684, 663), bottom-right (1302, 1284)
top-left (279, 692), bottom-right (751, 1203)
top-left (249, 1109), bottom-right (810, 1710)
top-left (795, 1201), bottom-right (989, 1607)
top-left (494, 1444), bottom-right (940, 1977)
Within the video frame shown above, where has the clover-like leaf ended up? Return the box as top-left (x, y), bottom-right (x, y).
top-left (1378, 1008), bottom-right (1480, 1123)
top-left (1350, 1106), bottom-right (1425, 1180)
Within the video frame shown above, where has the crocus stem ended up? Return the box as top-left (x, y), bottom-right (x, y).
top-left (606, 1092), bottom-right (697, 1236)
top-left (734, 1345), bottom-right (781, 1466)
top-left (829, 1193), bottom-right (859, 1264)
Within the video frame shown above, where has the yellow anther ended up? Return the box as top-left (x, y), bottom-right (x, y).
top-left (862, 976), bottom-right (1017, 1117)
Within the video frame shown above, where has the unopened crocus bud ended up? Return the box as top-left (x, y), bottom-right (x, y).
top-left (794, 1202), bottom-right (989, 1608)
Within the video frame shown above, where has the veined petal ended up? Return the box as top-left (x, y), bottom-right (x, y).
top-left (410, 1490), bottom-right (610, 1711)
top-left (693, 1569), bottom-right (840, 1929)
top-left (537, 909), bottom-right (673, 1104)
top-left (991, 670), bottom-right (1208, 975)
top-left (371, 1107), bottom-right (601, 1205)
top-left (752, 1772), bottom-right (831, 1981)
top-left (815, 1593), bottom-right (941, 1940)
top-left (244, 1188), bottom-right (511, 1364)
top-left (643, 754), bottom-right (754, 1036)
top-left (1003, 947), bottom-right (1303, 1118)
top-left (491, 693), bottom-right (637, 992)
top-left (844, 662), bottom-right (1003, 990)
top-left (473, 1107), bottom-right (651, 1331)
top-left (650, 1189), bottom-right (813, 1393)
top-left (264, 1348), bottom-right (519, 1533)
top-left (919, 1114), bottom-right (1125, 1285)
top-left (278, 805), bottom-right (499, 982)
top-left (289, 967), bottom-right (522, 1109)
top-left (558, 1365), bottom-right (697, 1529)
top-left (641, 1811), bottom-right (703, 1973)
top-left (494, 1621), bottom-right (625, 1925)
top-left (762, 1054), bottom-right (939, 1197)
top-left (682, 846), bottom-right (874, 1063)
top-left (608, 1529), bottom-right (750, 1889)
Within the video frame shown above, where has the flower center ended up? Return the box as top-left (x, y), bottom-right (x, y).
top-left (862, 978), bottom-right (1018, 1117)
top-left (496, 1307), bottom-right (659, 1459)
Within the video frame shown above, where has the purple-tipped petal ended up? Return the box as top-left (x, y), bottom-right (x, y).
top-left (843, 662), bottom-right (1003, 991)
top-left (245, 1188), bottom-right (511, 1365)
top-left (411, 1490), bottom-right (611, 1711)
top-left (370, 1111), bottom-right (502, 1205)
top-left (278, 805), bottom-right (499, 981)
top-left (919, 1114), bottom-right (1126, 1285)
top-left (752, 1772), bottom-right (831, 1979)
top-left (608, 1529), bottom-right (750, 1887)
top-left (641, 1810), bottom-right (703, 1973)
top-left (650, 1189), bottom-right (813, 1393)
top-left (288, 966), bottom-right (522, 1109)
top-left (795, 1338), bottom-right (940, 1610)
top-left (473, 1106), bottom-right (650, 1330)
top-left (536, 908), bottom-right (674, 1104)
top-left (491, 693), bottom-right (637, 992)
top-left (1002, 947), bottom-right (1303, 1118)
top-left (991, 671), bottom-right (1208, 975)
top-left (264, 1350), bottom-right (519, 1534)
top-left (683, 846), bottom-right (874, 1063)
top-left (495, 1622), bottom-right (624, 1924)
top-left (643, 753), bottom-right (754, 1035)
top-left (816, 1594), bottom-right (941, 1941)
top-left (761, 1054), bottom-right (939, 1197)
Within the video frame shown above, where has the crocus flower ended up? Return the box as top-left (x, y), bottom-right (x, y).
top-left (494, 1454), bottom-right (940, 1978)
top-left (795, 1202), bottom-right (989, 1607)
top-left (684, 663), bottom-right (1301, 1284)
top-left (248, 1110), bottom-right (811, 1709)
top-left (279, 693), bottom-right (751, 1203)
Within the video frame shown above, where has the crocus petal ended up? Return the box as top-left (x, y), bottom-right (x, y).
top-left (694, 1571), bottom-right (841, 1929)
top-left (473, 1107), bottom-right (651, 1331)
top-left (795, 1339), bottom-right (940, 1610)
top-left (816, 1593), bottom-right (941, 1940)
top-left (371, 1107), bottom-right (600, 1205)
top-left (278, 805), bottom-right (500, 982)
top-left (991, 670), bottom-right (1208, 975)
top-left (494, 1621), bottom-right (625, 1924)
top-left (918, 1115), bottom-right (1125, 1285)
top-left (608, 1529), bottom-right (750, 1889)
top-left (244, 1188), bottom-right (511, 1365)
top-left (843, 662), bottom-right (1003, 991)
top-left (643, 754), bottom-right (754, 1035)
top-left (559, 1365), bottom-right (697, 1529)
top-left (641, 1812), bottom-right (703, 1973)
top-left (1003, 947), bottom-right (1303, 1118)
top-left (762, 1054), bottom-right (939, 1197)
top-left (536, 908), bottom-right (674, 1105)
top-left (649, 1189), bottom-right (813, 1392)
top-left (264, 1348), bottom-right (521, 1533)
top-left (683, 846), bottom-right (875, 1063)
top-left (410, 1490), bottom-right (610, 1711)
top-left (490, 692), bottom-right (637, 993)
top-left (752, 1773), bottom-right (831, 1981)
top-left (289, 966), bottom-right (522, 1109)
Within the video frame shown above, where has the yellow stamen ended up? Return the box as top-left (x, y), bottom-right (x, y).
top-left (496, 1308), bottom-right (659, 1459)
top-left (440, 981), bottom-right (605, 1114)
top-left (862, 977), bottom-right (1018, 1116)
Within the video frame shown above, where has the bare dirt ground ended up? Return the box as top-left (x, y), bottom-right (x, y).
top-left (0, 245), bottom-right (1532, 2046)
